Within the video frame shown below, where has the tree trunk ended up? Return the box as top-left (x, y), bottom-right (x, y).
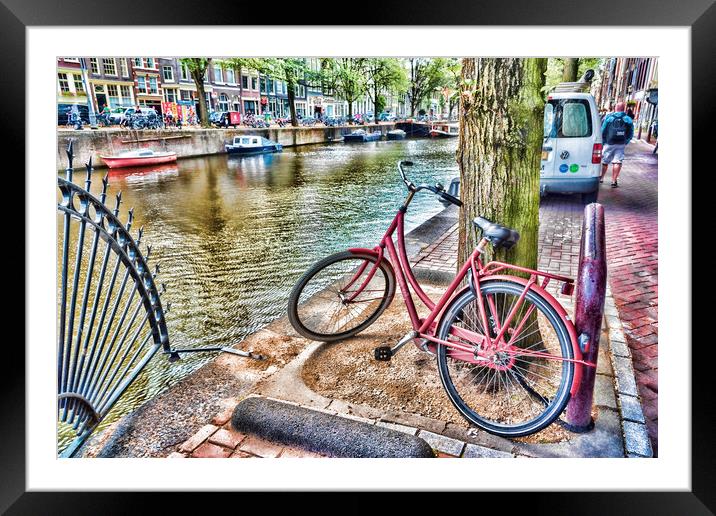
top-left (194, 75), bottom-right (209, 127)
top-left (347, 101), bottom-right (353, 122)
top-left (373, 85), bottom-right (380, 125)
top-left (456, 58), bottom-right (547, 273)
top-left (287, 81), bottom-right (298, 127)
top-left (562, 58), bottom-right (579, 82)
top-left (238, 66), bottom-right (244, 116)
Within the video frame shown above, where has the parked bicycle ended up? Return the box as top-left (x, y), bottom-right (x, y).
top-left (288, 161), bottom-right (595, 437)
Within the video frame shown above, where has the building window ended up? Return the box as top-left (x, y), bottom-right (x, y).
top-left (133, 58), bottom-right (142, 68)
top-left (164, 89), bottom-right (177, 103)
top-left (242, 75), bottom-right (249, 89)
top-left (225, 69), bottom-right (235, 84)
top-left (102, 58), bottom-right (116, 75)
top-left (260, 77), bottom-right (267, 94)
top-left (267, 78), bottom-right (274, 94)
top-left (137, 76), bottom-right (147, 94)
top-left (163, 66), bottom-right (174, 82)
top-left (181, 90), bottom-right (193, 101)
top-left (145, 58), bottom-right (155, 68)
top-left (181, 64), bottom-right (190, 81)
top-left (213, 65), bottom-right (223, 83)
top-left (73, 74), bottom-right (84, 93)
top-left (58, 73), bottom-right (70, 93)
top-left (295, 84), bottom-right (305, 97)
top-left (149, 77), bottom-right (158, 94)
top-left (120, 85), bottom-right (132, 104)
top-left (63, 57), bottom-right (80, 63)
top-left (119, 59), bottom-right (128, 77)
top-left (107, 84), bottom-right (119, 107)
top-left (251, 77), bottom-right (258, 90)
top-left (89, 58), bottom-right (99, 74)
top-left (219, 93), bottom-right (229, 111)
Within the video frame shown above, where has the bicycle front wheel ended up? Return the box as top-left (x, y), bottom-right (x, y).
top-left (436, 279), bottom-right (574, 437)
top-left (288, 251), bottom-right (395, 342)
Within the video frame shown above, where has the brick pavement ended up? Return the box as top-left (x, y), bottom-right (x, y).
top-left (597, 141), bottom-right (658, 455)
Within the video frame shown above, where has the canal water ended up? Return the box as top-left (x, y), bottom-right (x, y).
top-left (58, 137), bottom-right (459, 451)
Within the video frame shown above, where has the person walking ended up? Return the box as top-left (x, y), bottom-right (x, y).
top-left (600, 101), bottom-right (634, 188)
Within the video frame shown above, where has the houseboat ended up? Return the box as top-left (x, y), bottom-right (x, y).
top-left (428, 123), bottom-right (459, 138)
top-left (343, 129), bottom-right (382, 142)
top-left (386, 129), bottom-right (407, 140)
top-left (225, 136), bottom-right (283, 155)
top-left (99, 149), bottom-right (177, 169)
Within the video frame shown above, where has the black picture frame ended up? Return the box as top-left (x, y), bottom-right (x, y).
top-left (7, 0), bottom-right (712, 512)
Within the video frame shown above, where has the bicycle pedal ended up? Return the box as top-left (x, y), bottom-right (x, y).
top-left (374, 346), bottom-right (393, 361)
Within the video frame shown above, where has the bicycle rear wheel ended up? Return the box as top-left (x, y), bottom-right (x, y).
top-left (436, 279), bottom-right (574, 437)
top-left (288, 251), bottom-right (395, 342)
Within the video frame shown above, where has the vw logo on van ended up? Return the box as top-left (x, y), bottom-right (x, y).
top-left (560, 150), bottom-right (570, 160)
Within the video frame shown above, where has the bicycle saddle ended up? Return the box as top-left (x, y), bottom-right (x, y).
top-left (473, 216), bottom-right (520, 250)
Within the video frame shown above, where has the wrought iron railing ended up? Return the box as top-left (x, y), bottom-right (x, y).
top-left (57, 141), bottom-right (170, 457)
top-left (57, 141), bottom-right (264, 457)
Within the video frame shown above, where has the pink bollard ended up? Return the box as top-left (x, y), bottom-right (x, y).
top-left (564, 203), bottom-right (607, 431)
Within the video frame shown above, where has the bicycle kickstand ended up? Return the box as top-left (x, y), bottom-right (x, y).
top-left (374, 330), bottom-right (418, 362)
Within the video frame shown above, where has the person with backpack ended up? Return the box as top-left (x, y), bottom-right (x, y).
top-left (599, 101), bottom-right (634, 188)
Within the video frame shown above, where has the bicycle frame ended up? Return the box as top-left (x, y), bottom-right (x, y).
top-left (347, 201), bottom-right (594, 395)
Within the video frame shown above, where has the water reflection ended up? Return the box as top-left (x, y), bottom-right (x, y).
top-left (58, 138), bottom-right (458, 446)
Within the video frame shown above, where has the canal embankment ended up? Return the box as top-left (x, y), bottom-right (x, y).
top-left (56, 123), bottom-right (400, 171)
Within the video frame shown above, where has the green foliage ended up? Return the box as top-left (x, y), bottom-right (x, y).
top-left (543, 57), bottom-right (604, 93)
top-left (376, 94), bottom-right (387, 114)
top-left (407, 58), bottom-right (450, 116)
top-left (320, 58), bottom-right (367, 106)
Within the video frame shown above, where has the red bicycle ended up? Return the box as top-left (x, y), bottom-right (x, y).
top-left (288, 161), bottom-right (595, 437)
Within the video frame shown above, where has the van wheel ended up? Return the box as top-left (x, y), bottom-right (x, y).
top-left (581, 191), bottom-right (599, 204)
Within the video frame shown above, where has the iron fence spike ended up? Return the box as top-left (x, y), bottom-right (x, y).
top-left (66, 140), bottom-right (74, 169)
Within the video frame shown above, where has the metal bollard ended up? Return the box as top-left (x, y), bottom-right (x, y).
top-left (564, 203), bottom-right (607, 431)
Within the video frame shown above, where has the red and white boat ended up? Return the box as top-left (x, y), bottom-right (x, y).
top-left (428, 123), bottom-right (459, 138)
top-left (100, 149), bottom-right (177, 169)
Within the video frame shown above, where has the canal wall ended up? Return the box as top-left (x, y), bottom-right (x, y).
top-left (56, 123), bottom-right (399, 171)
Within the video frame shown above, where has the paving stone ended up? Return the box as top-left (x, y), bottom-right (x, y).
top-left (191, 442), bottom-right (232, 458)
top-left (610, 337), bottom-right (632, 358)
top-left (623, 421), bottom-right (653, 457)
top-left (238, 435), bottom-right (284, 458)
top-left (230, 450), bottom-right (255, 458)
top-left (596, 346), bottom-right (614, 376)
top-left (178, 424), bottom-right (218, 453)
top-left (462, 443), bottom-right (514, 458)
top-left (593, 373), bottom-right (618, 409)
top-left (279, 448), bottom-right (326, 458)
top-left (613, 356), bottom-right (639, 397)
top-left (376, 421), bottom-right (418, 435)
top-left (211, 404), bottom-right (237, 426)
top-left (619, 394), bottom-right (646, 424)
top-left (380, 411), bottom-right (447, 435)
top-left (418, 430), bottom-right (465, 457)
top-left (208, 427), bottom-right (246, 449)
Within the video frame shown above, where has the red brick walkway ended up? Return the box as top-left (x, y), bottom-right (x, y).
top-left (598, 141), bottom-right (658, 455)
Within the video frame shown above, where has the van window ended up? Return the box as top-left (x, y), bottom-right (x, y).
top-left (544, 99), bottom-right (592, 138)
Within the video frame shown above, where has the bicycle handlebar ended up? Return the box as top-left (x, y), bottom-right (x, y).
top-left (397, 160), bottom-right (462, 207)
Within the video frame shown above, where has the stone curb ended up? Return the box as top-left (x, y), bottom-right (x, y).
top-left (603, 285), bottom-right (654, 458)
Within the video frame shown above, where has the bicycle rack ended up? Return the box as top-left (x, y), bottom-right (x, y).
top-left (563, 203), bottom-right (607, 431)
top-left (57, 141), bottom-right (263, 458)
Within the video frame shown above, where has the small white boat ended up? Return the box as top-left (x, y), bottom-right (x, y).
top-left (428, 123), bottom-right (459, 138)
top-left (387, 129), bottom-right (407, 140)
top-left (225, 135), bottom-right (282, 155)
top-left (100, 149), bottom-right (177, 169)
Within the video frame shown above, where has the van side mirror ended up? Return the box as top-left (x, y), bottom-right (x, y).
top-left (580, 69), bottom-right (595, 83)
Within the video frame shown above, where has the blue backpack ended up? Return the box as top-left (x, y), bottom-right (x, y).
top-left (605, 113), bottom-right (628, 144)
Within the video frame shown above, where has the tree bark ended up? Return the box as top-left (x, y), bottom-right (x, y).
top-left (194, 74), bottom-right (209, 127)
top-left (287, 82), bottom-right (298, 127)
top-left (562, 58), bottom-right (579, 82)
top-left (456, 58), bottom-right (547, 273)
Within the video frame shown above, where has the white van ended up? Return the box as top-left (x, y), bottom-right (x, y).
top-left (540, 91), bottom-right (602, 204)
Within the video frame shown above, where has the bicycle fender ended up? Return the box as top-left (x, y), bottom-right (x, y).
top-left (475, 275), bottom-right (584, 396)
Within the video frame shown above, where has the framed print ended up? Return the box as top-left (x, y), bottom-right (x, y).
top-left (5, 0), bottom-right (713, 511)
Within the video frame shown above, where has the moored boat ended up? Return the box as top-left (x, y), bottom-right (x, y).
top-left (99, 149), bottom-right (177, 169)
top-left (225, 135), bottom-right (283, 155)
top-left (387, 129), bottom-right (407, 140)
top-left (428, 123), bottom-right (459, 137)
top-left (343, 129), bottom-right (382, 142)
